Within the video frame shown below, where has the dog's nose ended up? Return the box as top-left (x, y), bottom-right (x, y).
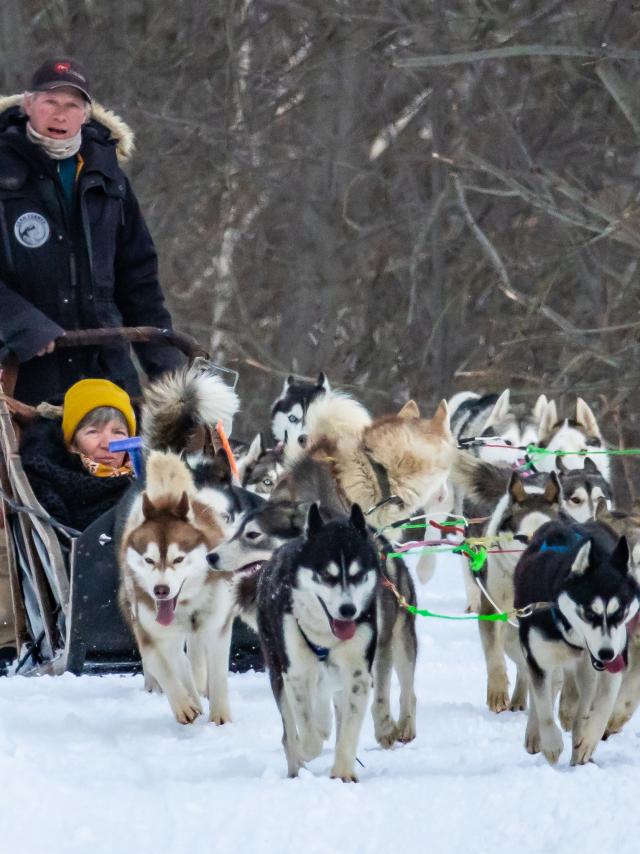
top-left (339, 603), bottom-right (357, 619)
top-left (207, 552), bottom-right (220, 568)
top-left (153, 584), bottom-right (171, 599)
top-left (598, 647), bottom-right (615, 662)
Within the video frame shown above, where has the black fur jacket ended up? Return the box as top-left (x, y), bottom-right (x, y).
top-left (20, 418), bottom-right (133, 532)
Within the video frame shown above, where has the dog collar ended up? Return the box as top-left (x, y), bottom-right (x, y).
top-left (363, 451), bottom-right (393, 504)
top-left (297, 622), bottom-right (330, 661)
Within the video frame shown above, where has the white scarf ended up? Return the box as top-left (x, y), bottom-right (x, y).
top-left (26, 121), bottom-right (82, 160)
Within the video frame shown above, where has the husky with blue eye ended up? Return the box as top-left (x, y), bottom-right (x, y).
top-left (270, 372), bottom-right (330, 446)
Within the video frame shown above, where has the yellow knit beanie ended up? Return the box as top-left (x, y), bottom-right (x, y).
top-left (62, 379), bottom-right (136, 445)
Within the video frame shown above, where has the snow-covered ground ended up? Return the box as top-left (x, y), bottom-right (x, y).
top-left (2, 555), bottom-right (640, 854)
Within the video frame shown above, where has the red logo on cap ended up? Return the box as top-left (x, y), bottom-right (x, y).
top-left (54, 62), bottom-right (71, 74)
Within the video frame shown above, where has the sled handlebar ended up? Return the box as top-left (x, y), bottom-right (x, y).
top-left (0, 326), bottom-right (209, 365)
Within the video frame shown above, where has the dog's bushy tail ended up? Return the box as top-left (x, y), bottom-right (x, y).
top-left (141, 362), bottom-right (240, 454)
top-left (144, 450), bottom-right (195, 503)
top-left (303, 390), bottom-right (372, 446)
top-left (451, 451), bottom-right (511, 507)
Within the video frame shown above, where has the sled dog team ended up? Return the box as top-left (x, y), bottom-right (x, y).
top-left (116, 366), bottom-right (640, 779)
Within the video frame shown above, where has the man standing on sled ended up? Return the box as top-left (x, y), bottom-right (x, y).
top-left (0, 57), bottom-right (183, 669)
top-left (0, 56), bottom-right (183, 405)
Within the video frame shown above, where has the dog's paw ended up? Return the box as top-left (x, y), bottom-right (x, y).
top-left (603, 714), bottom-right (627, 740)
top-left (171, 694), bottom-right (203, 725)
top-left (209, 709), bottom-right (232, 726)
top-left (509, 697), bottom-right (527, 712)
top-left (396, 716), bottom-right (416, 744)
top-left (571, 728), bottom-right (603, 765)
top-left (144, 673), bottom-right (162, 694)
top-left (541, 727), bottom-right (564, 765)
top-left (374, 715), bottom-right (398, 749)
top-left (487, 686), bottom-right (510, 714)
top-left (525, 726), bottom-right (540, 755)
top-left (330, 765), bottom-right (359, 783)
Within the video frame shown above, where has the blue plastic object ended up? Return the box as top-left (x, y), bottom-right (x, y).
top-left (109, 437), bottom-right (144, 478)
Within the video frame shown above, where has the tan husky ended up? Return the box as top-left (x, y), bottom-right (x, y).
top-left (118, 451), bottom-right (233, 725)
top-left (275, 391), bottom-right (456, 530)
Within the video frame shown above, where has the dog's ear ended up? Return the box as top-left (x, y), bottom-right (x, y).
top-left (430, 399), bottom-right (451, 438)
top-left (484, 389), bottom-right (510, 429)
top-left (305, 502), bottom-right (324, 539)
top-left (236, 433), bottom-right (263, 481)
top-left (576, 398), bottom-right (601, 438)
top-left (556, 455), bottom-right (567, 474)
top-left (173, 491), bottom-right (190, 520)
top-left (595, 496), bottom-right (611, 523)
top-left (611, 535), bottom-right (630, 574)
top-left (532, 394), bottom-right (548, 422)
top-left (349, 503), bottom-right (367, 536)
top-left (544, 471), bottom-right (562, 505)
top-left (141, 492), bottom-right (158, 520)
top-left (583, 456), bottom-right (598, 474)
top-left (316, 372), bottom-right (330, 392)
top-left (539, 399), bottom-right (558, 439)
top-left (508, 471), bottom-right (527, 504)
top-left (570, 540), bottom-right (591, 576)
top-left (281, 374), bottom-right (295, 395)
top-left (209, 447), bottom-right (233, 486)
top-left (398, 399), bottom-right (420, 419)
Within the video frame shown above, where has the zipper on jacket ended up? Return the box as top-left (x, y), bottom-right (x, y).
top-left (0, 201), bottom-right (15, 275)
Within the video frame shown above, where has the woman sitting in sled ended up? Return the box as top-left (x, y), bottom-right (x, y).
top-left (20, 378), bottom-right (136, 532)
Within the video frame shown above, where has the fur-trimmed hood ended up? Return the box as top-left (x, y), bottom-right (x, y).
top-left (0, 93), bottom-right (135, 162)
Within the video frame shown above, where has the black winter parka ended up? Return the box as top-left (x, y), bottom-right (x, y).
top-left (0, 97), bottom-right (183, 404)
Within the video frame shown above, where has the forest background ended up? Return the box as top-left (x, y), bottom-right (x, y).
top-left (3, 0), bottom-right (640, 501)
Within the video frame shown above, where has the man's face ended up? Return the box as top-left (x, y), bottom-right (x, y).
top-left (24, 88), bottom-right (88, 139)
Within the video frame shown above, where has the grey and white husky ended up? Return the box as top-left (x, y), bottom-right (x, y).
top-left (536, 397), bottom-right (610, 482)
top-left (514, 517), bottom-right (639, 765)
top-left (236, 433), bottom-right (284, 496)
top-left (473, 471), bottom-right (563, 713)
top-left (449, 388), bottom-right (547, 466)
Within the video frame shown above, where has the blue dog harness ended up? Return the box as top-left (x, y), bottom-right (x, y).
top-left (297, 622), bottom-right (330, 662)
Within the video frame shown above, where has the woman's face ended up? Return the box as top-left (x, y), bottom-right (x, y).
top-left (71, 418), bottom-right (129, 468)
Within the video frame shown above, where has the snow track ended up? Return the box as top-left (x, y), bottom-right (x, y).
top-left (2, 556), bottom-right (639, 854)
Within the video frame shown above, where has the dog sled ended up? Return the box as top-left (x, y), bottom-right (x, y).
top-left (0, 327), bottom-right (252, 676)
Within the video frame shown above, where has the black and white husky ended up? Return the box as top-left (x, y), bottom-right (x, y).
top-left (209, 501), bottom-right (418, 764)
top-left (514, 517), bottom-right (639, 765)
top-left (255, 504), bottom-right (379, 781)
top-left (271, 372), bottom-right (330, 445)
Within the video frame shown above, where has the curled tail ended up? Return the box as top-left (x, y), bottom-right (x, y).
top-left (303, 390), bottom-right (371, 446)
top-left (451, 451), bottom-right (511, 507)
top-left (141, 362), bottom-right (240, 454)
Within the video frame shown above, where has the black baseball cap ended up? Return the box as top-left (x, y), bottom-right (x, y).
top-left (30, 58), bottom-right (92, 103)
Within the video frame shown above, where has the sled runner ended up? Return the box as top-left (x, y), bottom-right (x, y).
top-left (0, 327), bottom-right (245, 676)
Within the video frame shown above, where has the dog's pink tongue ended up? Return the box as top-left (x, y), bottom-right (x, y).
top-left (331, 619), bottom-right (356, 640)
top-left (155, 598), bottom-right (176, 626)
top-left (604, 654), bottom-right (626, 674)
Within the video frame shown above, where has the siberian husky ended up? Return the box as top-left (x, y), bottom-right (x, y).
top-left (449, 389), bottom-right (547, 466)
top-left (514, 517), bottom-right (639, 765)
top-left (236, 433), bottom-right (284, 496)
top-left (271, 372), bottom-right (330, 446)
top-left (117, 451), bottom-right (234, 725)
top-left (209, 503), bottom-right (418, 754)
top-left (536, 397), bottom-right (610, 481)
top-left (590, 501), bottom-right (640, 737)
top-left (274, 391), bottom-right (455, 532)
top-left (237, 503), bottom-right (415, 780)
top-left (472, 471), bottom-right (563, 712)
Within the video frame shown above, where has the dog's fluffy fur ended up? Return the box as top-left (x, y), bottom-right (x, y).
top-left (141, 360), bottom-right (240, 457)
top-left (276, 394), bottom-right (455, 530)
top-left (118, 451), bottom-right (234, 725)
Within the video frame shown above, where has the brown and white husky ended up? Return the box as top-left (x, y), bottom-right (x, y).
top-left (118, 451), bottom-right (234, 725)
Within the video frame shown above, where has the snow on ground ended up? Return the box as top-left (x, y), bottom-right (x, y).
top-left (2, 554), bottom-right (640, 854)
